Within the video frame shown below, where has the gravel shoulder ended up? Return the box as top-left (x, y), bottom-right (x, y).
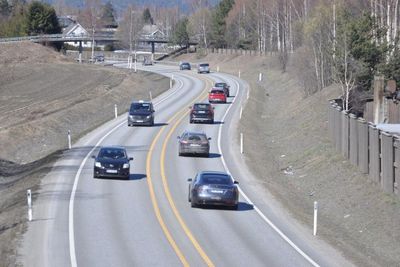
top-left (173, 52), bottom-right (400, 267)
top-left (0, 43), bottom-right (169, 266)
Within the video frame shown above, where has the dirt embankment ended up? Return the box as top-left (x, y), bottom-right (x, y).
top-left (0, 42), bottom-right (169, 266)
top-left (174, 52), bottom-right (400, 267)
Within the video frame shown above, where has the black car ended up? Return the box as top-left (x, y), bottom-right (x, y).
top-left (188, 171), bottom-right (239, 209)
top-left (178, 131), bottom-right (211, 157)
top-left (94, 54), bottom-right (105, 62)
top-left (214, 82), bottom-right (230, 97)
top-left (128, 100), bottom-right (155, 126)
top-left (92, 146), bottom-right (133, 179)
top-left (180, 62), bottom-right (191, 70)
top-left (189, 103), bottom-right (214, 124)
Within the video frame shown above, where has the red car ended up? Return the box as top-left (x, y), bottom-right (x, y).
top-left (208, 88), bottom-right (227, 103)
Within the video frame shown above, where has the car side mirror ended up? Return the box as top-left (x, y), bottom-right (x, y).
top-left (187, 178), bottom-right (192, 182)
top-left (234, 181), bottom-right (239, 184)
top-left (91, 155), bottom-right (96, 159)
top-left (208, 137), bottom-right (212, 140)
top-left (129, 157), bottom-right (133, 161)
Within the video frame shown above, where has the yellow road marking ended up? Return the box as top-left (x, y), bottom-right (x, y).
top-left (146, 75), bottom-right (213, 266)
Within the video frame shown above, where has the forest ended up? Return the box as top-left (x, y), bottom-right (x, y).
top-left (2, 0), bottom-right (400, 112)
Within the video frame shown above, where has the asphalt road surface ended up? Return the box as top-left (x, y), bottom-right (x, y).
top-left (19, 63), bottom-right (352, 267)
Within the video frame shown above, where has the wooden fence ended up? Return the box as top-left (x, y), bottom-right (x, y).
top-left (328, 100), bottom-right (399, 195)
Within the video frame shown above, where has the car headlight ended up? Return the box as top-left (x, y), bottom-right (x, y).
top-left (122, 163), bottom-right (130, 169)
top-left (95, 162), bottom-right (102, 168)
top-left (146, 115), bottom-right (151, 119)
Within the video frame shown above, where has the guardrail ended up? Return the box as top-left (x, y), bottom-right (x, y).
top-left (0, 34), bottom-right (175, 44)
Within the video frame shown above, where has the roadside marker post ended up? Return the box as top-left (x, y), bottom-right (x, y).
top-left (217, 66), bottom-right (220, 72)
top-left (27, 189), bottom-right (32, 222)
top-left (240, 133), bottom-right (244, 154)
top-left (238, 70), bottom-right (241, 78)
top-left (240, 106), bottom-right (243, 119)
top-left (134, 52), bottom-right (137, 73)
top-left (68, 130), bottom-right (71, 150)
top-left (313, 201), bottom-right (318, 236)
top-left (259, 73), bottom-right (263, 82)
top-left (149, 91), bottom-right (153, 101)
top-left (114, 104), bottom-right (118, 119)
top-left (170, 75), bottom-right (174, 89)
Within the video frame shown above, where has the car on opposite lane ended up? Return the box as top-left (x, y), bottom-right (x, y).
top-left (208, 88), bottom-right (227, 103)
top-left (189, 103), bottom-right (214, 124)
top-left (128, 100), bottom-right (155, 126)
top-left (214, 82), bottom-right (230, 97)
top-left (180, 62), bottom-right (191, 70)
top-left (197, 63), bottom-right (210, 74)
top-left (178, 131), bottom-right (211, 157)
top-left (188, 171), bottom-right (239, 209)
top-left (92, 146), bottom-right (133, 179)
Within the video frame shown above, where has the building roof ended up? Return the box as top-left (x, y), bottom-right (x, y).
top-left (141, 24), bottom-right (164, 36)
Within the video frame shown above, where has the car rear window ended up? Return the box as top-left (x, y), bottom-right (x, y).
top-left (201, 174), bottom-right (232, 185)
top-left (194, 104), bottom-right (210, 110)
top-left (211, 90), bottom-right (224, 94)
top-left (99, 148), bottom-right (126, 159)
top-left (199, 64), bottom-right (209, 67)
top-left (215, 83), bottom-right (225, 87)
top-left (185, 134), bottom-right (207, 142)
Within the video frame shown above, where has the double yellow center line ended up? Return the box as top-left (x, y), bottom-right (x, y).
top-left (145, 74), bottom-right (215, 266)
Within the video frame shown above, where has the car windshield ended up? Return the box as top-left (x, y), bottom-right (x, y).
top-left (201, 174), bottom-right (232, 185)
top-left (211, 90), bottom-right (224, 94)
top-left (182, 63), bottom-right (189, 65)
top-left (199, 64), bottom-right (209, 67)
top-left (215, 83), bottom-right (226, 87)
top-left (99, 148), bottom-right (126, 159)
top-left (130, 103), bottom-right (151, 111)
top-left (194, 104), bottom-right (210, 110)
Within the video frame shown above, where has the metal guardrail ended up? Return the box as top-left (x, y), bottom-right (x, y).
top-left (0, 34), bottom-right (173, 43)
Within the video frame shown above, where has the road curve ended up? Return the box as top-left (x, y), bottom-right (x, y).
top-left (19, 63), bottom-right (352, 267)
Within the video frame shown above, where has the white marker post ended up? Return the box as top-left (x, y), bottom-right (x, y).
top-left (114, 104), bottom-right (118, 119)
top-left (240, 133), bottom-right (244, 154)
top-left (247, 89), bottom-right (250, 100)
top-left (67, 130), bottom-right (71, 149)
top-left (238, 70), bottom-right (241, 78)
top-left (134, 52), bottom-right (137, 73)
top-left (217, 66), bottom-right (220, 72)
top-left (240, 106), bottom-right (243, 119)
top-left (149, 91), bottom-right (153, 101)
top-left (259, 73), bottom-right (263, 82)
top-left (170, 75), bottom-right (174, 89)
top-left (313, 201), bottom-right (318, 236)
top-left (27, 189), bottom-right (32, 222)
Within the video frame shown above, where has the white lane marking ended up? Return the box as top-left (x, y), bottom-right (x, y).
top-left (69, 78), bottom-right (184, 267)
top-left (216, 75), bottom-right (320, 267)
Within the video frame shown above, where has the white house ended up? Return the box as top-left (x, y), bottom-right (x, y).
top-left (62, 22), bottom-right (94, 48)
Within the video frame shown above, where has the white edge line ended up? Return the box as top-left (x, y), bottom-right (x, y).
top-left (216, 75), bottom-right (320, 267)
top-left (69, 76), bottom-right (184, 267)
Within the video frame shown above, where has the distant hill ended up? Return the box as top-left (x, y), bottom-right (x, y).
top-left (45, 0), bottom-right (219, 13)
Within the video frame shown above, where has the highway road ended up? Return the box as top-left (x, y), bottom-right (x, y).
top-left (19, 63), bottom-right (352, 267)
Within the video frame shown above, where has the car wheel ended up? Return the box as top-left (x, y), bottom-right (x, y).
top-left (190, 119), bottom-right (193, 124)
top-left (210, 119), bottom-right (214, 124)
top-left (191, 201), bottom-right (197, 208)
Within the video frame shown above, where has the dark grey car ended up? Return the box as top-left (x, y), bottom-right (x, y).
top-left (178, 131), bottom-right (211, 157)
top-left (188, 171), bottom-right (239, 209)
top-left (128, 101), bottom-right (155, 126)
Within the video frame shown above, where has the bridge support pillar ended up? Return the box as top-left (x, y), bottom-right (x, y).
top-left (151, 42), bottom-right (155, 61)
top-left (78, 41), bottom-right (83, 63)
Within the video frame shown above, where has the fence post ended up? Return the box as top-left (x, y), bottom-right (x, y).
top-left (349, 114), bottom-right (358, 166)
top-left (394, 135), bottom-right (400, 195)
top-left (381, 132), bottom-right (394, 193)
top-left (357, 118), bottom-right (369, 174)
top-left (341, 111), bottom-right (350, 159)
top-left (335, 106), bottom-right (343, 152)
top-left (369, 124), bottom-right (381, 183)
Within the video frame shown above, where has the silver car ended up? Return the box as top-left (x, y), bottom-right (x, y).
top-left (178, 131), bottom-right (211, 157)
top-left (197, 63), bottom-right (210, 74)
